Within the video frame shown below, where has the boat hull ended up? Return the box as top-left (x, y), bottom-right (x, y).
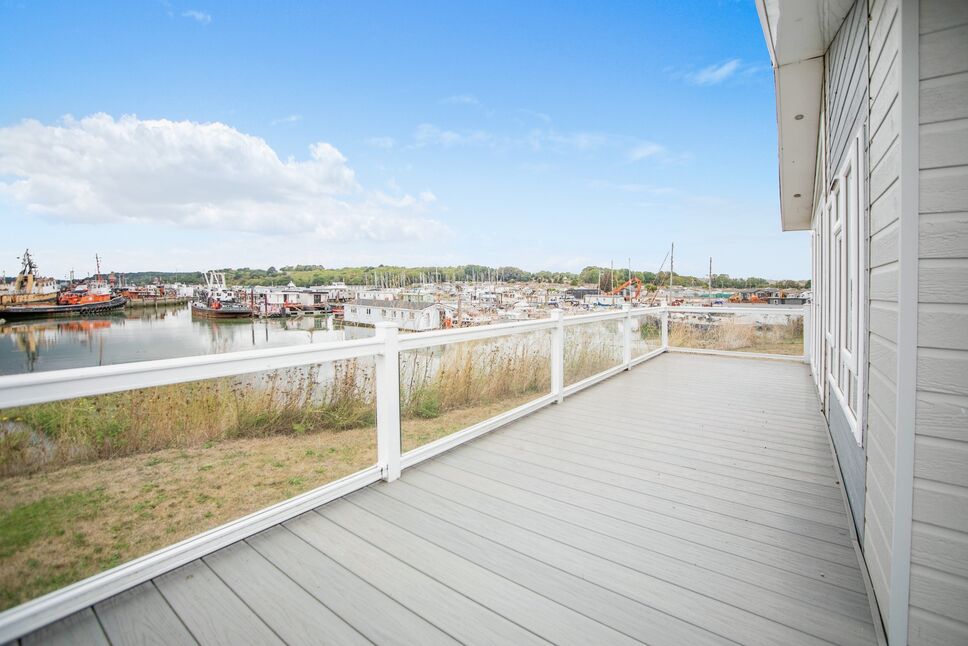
top-left (0, 296), bottom-right (128, 321)
top-left (190, 303), bottom-right (253, 319)
top-left (0, 292), bottom-right (58, 306)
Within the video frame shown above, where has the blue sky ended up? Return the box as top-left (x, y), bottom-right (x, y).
top-left (0, 0), bottom-right (808, 280)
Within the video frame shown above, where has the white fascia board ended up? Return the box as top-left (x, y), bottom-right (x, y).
top-left (756, 0), bottom-right (852, 232)
top-left (776, 57), bottom-right (824, 231)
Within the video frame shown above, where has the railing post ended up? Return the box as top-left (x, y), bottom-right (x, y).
top-left (802, 304), bottom-right (811, 363)
top-left (661, 306), bottom-right (669, 350)
top-left (623, 303), bottom-right (632, 369)
top-left (374, 322), bottom-right (401, 482)
top-left (551, 309), bottom-right (564, 403)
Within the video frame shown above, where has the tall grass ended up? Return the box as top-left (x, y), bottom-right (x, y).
top-left (400, 331), bottom-right (552, 420)
top-left (631, 314), bottom-right (663, 357)
top-left (564, 320), bottom-right (623, 385)
top-left (1, 361), bottom-right (375, 476)
top-left (1, 318), bottom-right (661, 475)
top-left (668, 314), bottom-right (803, 354)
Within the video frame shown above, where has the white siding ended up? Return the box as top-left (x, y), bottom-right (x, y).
top-left (344, 303), bottom-right (441, 332)
top-left (864, 0), bottom-right (901, 627)
top-left (825, 0), bottom-right (871, 540)
top-left (910, 1), bottom-right (968, 643)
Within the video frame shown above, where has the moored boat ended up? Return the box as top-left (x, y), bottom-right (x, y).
top-left (0, 295), bottom-right (128, 321)
top-left (0, 250), bottom-right (58, 306)
top-left (190, 301), bottom-right (254, 319)
top-left (0, 253), bottom-right (127, 321)
top-left (190, 270), bottom-right (254, 320)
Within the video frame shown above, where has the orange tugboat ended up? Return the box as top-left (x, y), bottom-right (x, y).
top-left (0, 254), bottom-right (127, 321)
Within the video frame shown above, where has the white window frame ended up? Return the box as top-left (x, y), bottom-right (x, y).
top-left (825, 128), bottom-right (867, 446)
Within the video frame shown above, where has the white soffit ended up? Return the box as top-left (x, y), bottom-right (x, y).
top-left (756, 0), bottom-right (852, 231)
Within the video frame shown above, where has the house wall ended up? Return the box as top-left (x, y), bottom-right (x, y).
top-left (344, 304), bottom-right (439, 331)
top-left (824, 0), bottom-right (871, 544)
top-left (863, 0), bottom-right (904, 627)
top-left (908, 0), bottom-right (968, 642)
top-left (829, 382), bottom-right (868, 538)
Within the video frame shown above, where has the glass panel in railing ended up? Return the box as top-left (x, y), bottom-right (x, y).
top-left (564, 318), bottom-right (624, 386)
top-left (668, 309), bottom-right (804, 355)
top-left (0, 358), bottom-right (376, 610)
top-left (399, 330), bottom-right (552, 454)
top-left (630, 311), bottom-right (663, 358)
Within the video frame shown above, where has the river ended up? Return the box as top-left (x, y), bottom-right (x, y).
top-left (0, 305), bottom-right (374, 376)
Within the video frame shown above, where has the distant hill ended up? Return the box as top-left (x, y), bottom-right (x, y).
top-left (104, 264), bottom-right (808, 290)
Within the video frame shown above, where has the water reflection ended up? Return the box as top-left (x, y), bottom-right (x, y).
top-left (0, 305), bottom-right (372, 376)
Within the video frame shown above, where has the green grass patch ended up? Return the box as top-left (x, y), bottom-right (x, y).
top-left (0, 488), bottom-right (108, 558)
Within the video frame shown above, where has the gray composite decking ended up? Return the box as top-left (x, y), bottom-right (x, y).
top-left (22, 353), bottom-right (880, 645)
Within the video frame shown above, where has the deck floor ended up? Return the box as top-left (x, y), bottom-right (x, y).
top-left (23, 353), bottom-right (879, 646)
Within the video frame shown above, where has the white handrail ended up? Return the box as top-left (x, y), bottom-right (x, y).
top-left (0, 336), bottom-right (385, 409)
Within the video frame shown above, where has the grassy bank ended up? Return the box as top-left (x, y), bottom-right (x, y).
top-left (400, 332), bottom-right (552, 451)
top-left (1, 361), bottom-right (375, 477)
top-left (0, 324), bottom-right (640, 609)
top-left (668, 316), bottom-right (803, 355)
top-left (0, 397), bottom-right (535, 610)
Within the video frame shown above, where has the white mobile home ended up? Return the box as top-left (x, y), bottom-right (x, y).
top-left (344, 298), bottom-right (446, 331)
top-left (758, 1), bottom-right (967, 643)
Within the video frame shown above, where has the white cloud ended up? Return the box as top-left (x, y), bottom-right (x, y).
top-left (364, 136), bottom-right (395, 149)
top-left (181, 9), bottom-right (212, 24)
top-left (270, 114), bottom-right (302, 126)
top-left (0, 114), bottom-right (449, 241)
top-left (440, 94), bottom-right (479, 105)
top-left (686, 59), bottom-right (742, 85)
top-left (412, 123), bottom-right (491, 147)
top-left (627, 142), bottom-right (666, 162)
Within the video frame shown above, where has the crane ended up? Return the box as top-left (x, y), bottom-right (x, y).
top-left (608, 276), bottom-right (643, 302)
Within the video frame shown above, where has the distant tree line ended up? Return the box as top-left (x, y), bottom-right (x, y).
top-left (113, 264), bottom-right (808, 290)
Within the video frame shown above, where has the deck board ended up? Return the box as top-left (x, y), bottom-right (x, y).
top-left (26, 353), bottom-right (879, 645)
top-left (284, 511), bottom-right (550, 646)
top-left (154, 561), bottom-right (284, 646)
top-left (248, 526), bottom-right (457, 646)
top-left (203, 542), bottom-right (369, 646)
top-left (94, 582), bottom-right (196, 645)
top-left (408, 460), bottom-right (872, 617)
top-left (317, 498), bottom-right (641, 646)
top-left (444, 444), bottom-right (867, 588)
top-left (20, 609), bottom-right (108, 646)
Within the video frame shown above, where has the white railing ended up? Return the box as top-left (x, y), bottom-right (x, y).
top-left (0, 303), bottom-right (806, 641)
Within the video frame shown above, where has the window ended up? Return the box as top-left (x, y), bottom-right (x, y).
top-left (365, 308), bottom-right (371, 315)
top-left (349, 307), bottom-right (356, 314)
top-left (408, 312), bottom-right (415, 320)
top-left (824, 128), bottom-right (865, 444)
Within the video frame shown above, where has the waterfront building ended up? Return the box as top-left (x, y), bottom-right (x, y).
top-left (344, 298), bottom-right (448, 331)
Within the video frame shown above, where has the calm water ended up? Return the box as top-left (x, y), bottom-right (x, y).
top-left (0, 305), bottom-right (374, 376)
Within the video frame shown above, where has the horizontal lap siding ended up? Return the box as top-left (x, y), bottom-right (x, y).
top-left (851, 4), bottom-right (903, 635)
top-left (911, 1), bottom-right (968, 643)
top-left (826, 0), bottom-right (871, 543)
top-left (864, 0), bottom-right (901, 631)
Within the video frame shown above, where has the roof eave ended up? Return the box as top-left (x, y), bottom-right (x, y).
top-left (756, 0), bottom-right (852, 232)
top-left (775, 57), bottom-right (823, 232)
